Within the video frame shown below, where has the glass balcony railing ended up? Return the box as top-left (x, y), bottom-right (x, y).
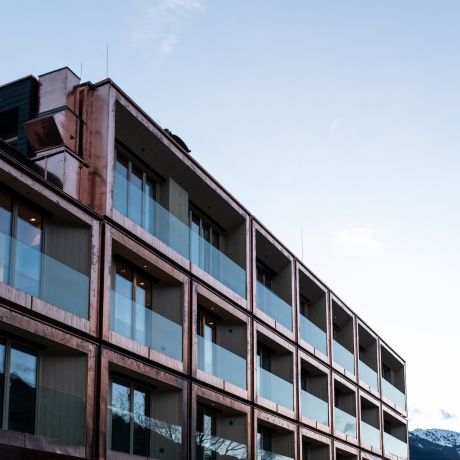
top-left (334, 407), bottom-right (356, 437)
top-left (0, 231), bottom-right (89, 318)
top-left (114, 171), bottom-right (247, 298)
top-left (196, 431), bottom-right (247, 459)
top-left (256, 281), bottom-right (292, 330)
top-left (191, 228), bottom-right (246, 298)
top-left (361, 420), bottom-right (381, 448)
top-left (36, 386), bottom-right (86, 445)
top-left (258, 450), bottom-right (294, 460)
top-left (111, 290), bottom-right (183, 361)
top-left (197, 335), bottom-right (247, 389)
top-left (300, 389), bottom-right (329, 426)
top-left (382, 379), bottom-right (406, 409)
top-left (333, 340), bottom-right (355, 374)
top-left (257, 367), bottom-right (293, 410)
top-left (384, 432), bottom-right (408, 459)
top-left (359, 360), bottom-right (378, 391)
top-left (299, 315), bottom-right (327, 355)
top-left (108, 405), bottom-right (182, 459)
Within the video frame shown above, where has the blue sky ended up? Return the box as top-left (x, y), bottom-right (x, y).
top-left (2, 0), bottom-right (460, 430)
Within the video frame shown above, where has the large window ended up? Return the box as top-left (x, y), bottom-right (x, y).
top-left (109, 377), bottom-right (182, 459)
top-left (196, 405), bottom-right (217, 460)
top-left (114, 152), bottom-right (156, 230)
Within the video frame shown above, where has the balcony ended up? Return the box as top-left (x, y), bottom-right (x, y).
top-left (302, 437), bottom-right (330, 460)
top-left (257, 423), bottom-right (295, 460)
top-left (383, 412), bottom-right (408, 459)
top-left (358, 324), bottom-right (379, 392)
top-left (360, 397), bottom-right (381, 450)
top-left (300, 361), bottom-right (329, 427)
top-left (113, 108), bottom-right (247, 300)
top-left (298, 269), bottom-right (328, 356)
top-left (381, 345), bottom-right (406, 411)
top-left (256, 335), bottom-right (294, 412)
top-left (332, 299), bottom-right (356, 375)
top-left (0, 334), bottom-right (87, 448)
top-left (0, 190), bottom-right (91, 319)
top-left (110, 258), bottom-right (184, 362)
top-left (196, 402), bottom-right (248, 459)
top-left (107, 376), bottom-right (182, 459)
top-left (255, 229), bottom-right (293, 331)
top-left (334, 380), bottom-right (357, 439)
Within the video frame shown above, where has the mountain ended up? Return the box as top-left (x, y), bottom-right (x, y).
top-left (410, 428), bottom-right (460, 459)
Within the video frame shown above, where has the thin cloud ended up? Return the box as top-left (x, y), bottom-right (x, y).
top-left (131, 0), bottom-right (203, 56)
top-left (333, 227), bottom-right (383, 250)
top-left (440, 409), bottom-right (457, 421)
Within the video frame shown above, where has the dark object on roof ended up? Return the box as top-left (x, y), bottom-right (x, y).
top-left (164, 128), bottom-right (191, 153)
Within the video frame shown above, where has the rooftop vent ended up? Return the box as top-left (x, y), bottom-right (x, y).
top-left (164, 128), bottom-right (191, 153)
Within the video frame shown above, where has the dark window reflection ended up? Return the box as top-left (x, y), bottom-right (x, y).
top-left (111, 381), bottom-right (131, 453)
top-left (8, 346), bottom-right (37, 434)
top-left (0, 342), bottom-right (5, 424)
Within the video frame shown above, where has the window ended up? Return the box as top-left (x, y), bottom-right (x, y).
top-left (256, 260), bottom-right (275, 290)
top-left (110, 379), bottom-right (150, 456)
top-left (0, 189), bottom-right (42, 297)
top-left (0, 339), bottom-right (37, 434)
top-left (196, 405), bottom-right (217, 460)
top-left (197, 308), bottom-right (218, 375)
top-left (257, 344), bottom-right (272, 373)
top-left (257, 426), bottom-right (272, 453)
top-left (112, 259), bottom-right (155, 345)
top-left (114, 152), bottom-right (156, 230)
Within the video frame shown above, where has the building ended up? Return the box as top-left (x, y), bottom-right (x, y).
top-left (0, 67), bottom-right (408, 460)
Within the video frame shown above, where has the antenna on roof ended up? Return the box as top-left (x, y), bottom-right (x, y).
top-left (106, 44), bottom-right (109, 78)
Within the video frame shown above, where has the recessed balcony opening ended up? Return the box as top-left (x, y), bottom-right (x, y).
top-left (107, 373), bottom-right (182, 459)
top-left (383, 412), bottom-right (408, 459)
top-left (381, 345), bottom-right (406, 410)
top-left (114, 104), bottom-right (247, 298)
top-left (298, 270), bottom-right (328, 356)
top-left (0, 331), bottom-right (87, 446)
top-left (196, 299), bottom-right (247, 390)
top-left (110, 255), bottom-right (183, 362)
top-left (257, 422), bottom-right (295, 460)
top-left (195, 399), bottom-right (248, 459)
top-left (300, 361), bottom-right (329, 427)
top-left (255, 231), bottom-right (292, 331)
top-left (0, 188), bottom-right (91, 319)
top-left (302, 438), bottom-right (329, 460)
top-left (358, 325), bottom-right (378, 392)
top-left (334, 381), bottom-right (356, 439)
top-left (336, 449), bottom-right (358, 460)
top-left (332, 300), bottom-right (355, 375)
top-left (360, 397), bottom-right (381, 449)
top-left (256, 334), bottom-right (294, 411)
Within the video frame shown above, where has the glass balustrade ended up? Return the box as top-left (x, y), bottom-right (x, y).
top-left (258, 450), bottom-right (294, 460)
top-left (300, 390), bottom-right (329, 426)
top-left (384, 432), bottom-right (408, 459)
top-left (333, 340), bottom-right (355, 374)
top-left (299, 315), bottom-right (327, 355)
top-left (334, 407), bottom-right (356, 437)
top-left (257, 367), bottom-right (293, 410)
top-left (108, 405), bottom-right (182, 459)
top-left (359, 360), bottom-right (378, 391)
top-left (0, 231), bottom-right (89, 318)
top-left (114, 171), bottom-right (247, 298)
top-left (111, 290), bottom-right (182, 361)
top-left (191, 228), bottom-right (246, 298)
top-left (197, 335), bottom-right (247, 389)
top-left (382, 379), bottom-right (406, 409)
top-left (256, 281), bottom-right (292, 330)
top-left (361, 420), bottom-right (381, 448)
top-left (37, 386), bottom-right (86, 445)
top-left (196, 431), bottom-right (247, 459)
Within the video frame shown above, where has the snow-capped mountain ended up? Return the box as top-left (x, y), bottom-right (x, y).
top-left (410, 428), bottom-right (460, 459)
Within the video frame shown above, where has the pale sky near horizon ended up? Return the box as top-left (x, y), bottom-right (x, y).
top-left (2, 0), bottom-right (460, 431)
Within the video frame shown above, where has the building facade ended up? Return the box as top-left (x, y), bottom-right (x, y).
top-left (0, 67), bottom-right (408, 460)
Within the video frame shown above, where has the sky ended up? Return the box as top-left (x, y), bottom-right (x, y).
top-left (2, 0), bottom-right (460, 431)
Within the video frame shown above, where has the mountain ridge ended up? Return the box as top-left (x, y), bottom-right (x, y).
top-left (410, 428), bottom-right (460, 459)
